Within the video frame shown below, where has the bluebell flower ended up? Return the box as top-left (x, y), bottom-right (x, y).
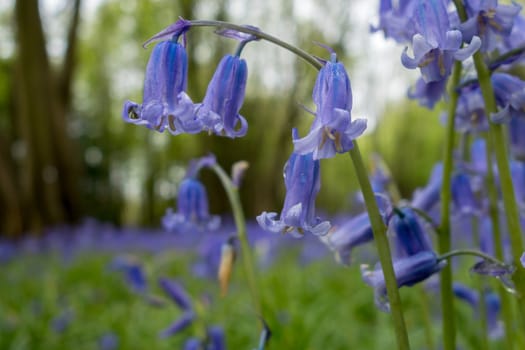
top-left (183, 338), bottom-right (202, 350)
top-left (99, 332), bottom-right (119, 350)
top-left (491, 73), bottom-right (525, 123)
top-left (362, 207), bottom-right (445, 311)
top-left (454, 82), bottom-right (490, 132)
top-left (509, 117), bottom-right (525, 160)
top-left (158, 278), bottom-right (195, 338)
top-left (451, 171), bottom-right (482, 216)
top-left (293, 53), bottom-right (367, 160)
top-left (460, 0), bottom-right (522, 53)
top-left (195, 54), bottom-right (249, 138)
top-left (361, 251), bottom-right (446, 312)
top-left (321, 212), bottom-right (373, 265)
top-left (510, 161), bottom-right (525, 210)
top-left (122, 40), bottom-right (199, 134)
top-left (206, 326), bottom-right (226, 350)
top-left (391, 207), bottom-right (434, 257)
top-left (371, 0), bottom-right (418, 43)
top-left (162, 178), bottom-right (220, 233)
top-left (257, 140), bottom-right (331, 237)
top-left (453, 283), bottom-right (503, 339)
top-left (411, 163), bottom-right (443, 212)
top-left (401, 0), bottom-right (481, 83)
top-left (521, 252), bottom-right (525, 267)
top-left (109, 256), bottom-right (148, 294)
top-left (407, 77), bottom-right (447, 108)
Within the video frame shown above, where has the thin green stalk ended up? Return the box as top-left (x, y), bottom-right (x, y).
top-left (418, 286), bottom-right (436, 350)
top-left (190, 20), bottom-right (323, 70)
top-left (438, 58), bottom-right (463, 350)
top-left (349, 143), bottom-right (411, 350)
top-left (471, 217), bottom-right (489, 350)
top-left (210, 164), bottom-right (262, 318)
top-left (472, 50), bottom-right (525, 328)
top-left (437, 249), bottom-right (510, 265)
top-left (453, 0), bottom-right (525, 330)
top-left (483, 133), bottom-right (515, 350)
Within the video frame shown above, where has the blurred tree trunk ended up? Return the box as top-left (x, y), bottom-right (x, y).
top-left (6, 0), bottom-right (83, 236)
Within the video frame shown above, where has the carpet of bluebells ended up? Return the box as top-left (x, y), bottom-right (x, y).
top-left (0, 218), bottom-right (500, 350)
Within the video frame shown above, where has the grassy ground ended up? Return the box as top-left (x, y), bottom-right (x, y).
top-left (0, 229), bottom-right (501, 350)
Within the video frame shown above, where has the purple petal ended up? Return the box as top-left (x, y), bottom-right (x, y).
top-left (158, 278), bottom-right (193, 310)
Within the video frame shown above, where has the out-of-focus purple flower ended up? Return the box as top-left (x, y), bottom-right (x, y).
top-left (0, 240), bottom-right (16, 264)
top-left (122, 40), bottom-right (198, 134)
top-left (51, 308), bottom-right (74, 333)
top-left (495, 14), bottom-right (525, 68)
top-left (293, 53), bottom-right (367, 160)
top-left (159, 311), bottom-right (195, 338)
top-left (491, 73), bottom-right (525, 123)
top-left (451, 171), bottom-right (482, 216)
top-left (183, 338), bottom-right (202, 350)
top-left (207, 326), bottom-right (226, 350)
top-left (362, 207), bottom-right (444, 311)
top-left (195, 55), bottom-right (249, 138)
top-left (158, 278), bottom-right (195, 338)
top-left (521, 252), bottom-right (525, 267)
top-left (408, 77), bottom-right (447, 108)
top-left (99, 332), bottom-right (119, 350)
top-left (411, 163), bottom-right (443, 212)
top-left (509, 117), bottom-right (525, 160)
top-left (460, 0), bottom-right (521, 53)
top-left (470, 259), bottom-right (515, 277)
top-left (361, 251), bottom-right (446, 312)
top-left (257, 144), bottom-right (330, 237)
top-left (453, 283), bottom-right (503, 339)
top-left (321, 212), bottom-right (373, 265)
top-left (371, 0), bottom-right (417, 43)
top-left (391, 207), bottom-right (434, 257)
top-left (401, 0), bottom-right (481, 83)
top-left (109, 256), bottom-right (148, 294)
top-left (511, 161), bottom-right (525, 209)
top-left (159, 278), bottom-right (193, 310)
top-left (454, 82), bottom-right (489, 132)
top-left (162, 178), bottom-right (220, 233)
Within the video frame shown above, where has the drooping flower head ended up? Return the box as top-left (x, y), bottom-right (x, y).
top-left (122, 39), bottom-right (198, 134)
top-left (401, 0), bottom-right (481, 83)
top-left (371, 0), bottom-right (418, 43)
top-left (257, 133), bottom-right (330, 237)
top-left (361, 207), bottom-right (445, 311)
top-left (460, 0), bottom-right (522, 53)
top-left (158, 278), bottom-right (195, 338)
top-left (293, 52), bottom-right (367, 159)
top-left (453, 283), bottom-right (504, 339)
top-left (196, 55), bottom-right (249, 138)
top-left (490, 73), bottom-right (525, 123)
top-left (194, 27), bottom-right (259, 138)
top-left (451, 171), bottom-right (482, 216)
top-left (162, 155), bottom-right (220, 233)
top-left (321, 212), bottom-right (374, 265)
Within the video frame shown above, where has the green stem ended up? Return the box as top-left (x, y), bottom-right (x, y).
top-left (453, 0), bottom-right (525, 330)
top-left (349, 143), bottom-right (411, 350)
top-left (472, 47), bottom-right (525, 329)
top-left (438, 58), bottom-right (463, 350)
top-left (418, 286), bottom-right (436, 350)
top-left (210, 163), bottom-right (262, 318)
top-left (471, 217), bottom-right (489, 350)
top-left (190, 20), bottom-right (323, 70)
top-left (437, 249), bottom-right (510, 266)
top-left (483, 133), bottom-right (515, 349)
